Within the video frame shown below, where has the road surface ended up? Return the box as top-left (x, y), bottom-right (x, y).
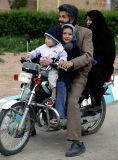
top-left (0, 101), bottom-right (118, 160)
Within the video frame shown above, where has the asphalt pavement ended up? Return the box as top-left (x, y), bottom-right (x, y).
top-left (0, 101), bottom-right (118, 160)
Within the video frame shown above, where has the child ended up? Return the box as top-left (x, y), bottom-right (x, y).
top-left (51, 24), bottom-right (81, 121)
top-left (58, 24), bottom-right (81, 90)
top-left (26, 26), bottom-right (67, 107)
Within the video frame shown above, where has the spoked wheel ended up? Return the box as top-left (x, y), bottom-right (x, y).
top-left (0, 102), bottom-right (31, 156)
top-left (36, 106), bottom-right (60, 131)
top-left (81, 96), bottom-right (106, 135)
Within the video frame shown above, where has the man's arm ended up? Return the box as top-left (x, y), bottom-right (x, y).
top-left (71, 28), bottom-right (93, 70)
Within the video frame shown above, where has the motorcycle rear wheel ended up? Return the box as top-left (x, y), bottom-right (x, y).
top-left (0, 102), bottom-right (31, 156)
top-left (81, 96), bottom-right (106, 135)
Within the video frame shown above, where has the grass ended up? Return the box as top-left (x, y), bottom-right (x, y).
top-left (0, 35), bottom-right (45, 62)
top-left (0, 57), bottom-right (5, 63)
top-left (0, 35), bottom-right (118, 56)
top-left (0, 53), bottom-right (5, 63)
top-left (0, 36), bottom-right (45, 55)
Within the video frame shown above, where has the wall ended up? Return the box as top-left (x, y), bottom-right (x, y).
top-left (38, 0), bottom-right (108, 12)
top-left (27, 0), bottom-right (36, 10)
top-left (0, 0), bottom-right (118, 12)
top-left (0, 0), bottom-right (10, 11)
top-left (0, 0), bottom-right (108, 12)
top-left (0, 0), bottom-right (36, 11)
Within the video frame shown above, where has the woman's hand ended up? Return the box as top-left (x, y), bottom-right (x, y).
top-left (58, 60), bottom-right (74, 69)
top-left (40, 57), bottom-right (53, 67)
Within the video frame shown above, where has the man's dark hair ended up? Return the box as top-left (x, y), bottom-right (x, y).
top-left (59, 4), bottom-right (79, 25)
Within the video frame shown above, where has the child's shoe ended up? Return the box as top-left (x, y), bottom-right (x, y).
top-left (45, 97), bottom-right (56, 107)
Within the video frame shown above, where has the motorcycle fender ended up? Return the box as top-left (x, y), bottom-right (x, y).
top-left (2, 99), bottom-right (20, 110)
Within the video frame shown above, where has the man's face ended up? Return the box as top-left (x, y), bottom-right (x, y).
top-left (58, 11), bottom-right (70, 26)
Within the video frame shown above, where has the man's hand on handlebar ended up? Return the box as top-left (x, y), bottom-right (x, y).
top-left (57, 60), bottom-right (74, 70)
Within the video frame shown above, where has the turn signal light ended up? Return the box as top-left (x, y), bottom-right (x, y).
top-left (109, 76), bottom-right (112, 82)
top-left (14, 74), bottom-right (18, 81)
top-left (35, 86), bottom-right (40, 92)
top-left (35, 78), bottom-right (42, 84)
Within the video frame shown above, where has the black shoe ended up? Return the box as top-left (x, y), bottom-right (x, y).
top-left (65, 141), bottom-right (86, 157)
top-left (31, 128), bottom-right (36, 136)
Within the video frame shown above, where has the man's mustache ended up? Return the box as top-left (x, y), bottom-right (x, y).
top-left (59, 21), bottom-right (64, 24)
top-left (59, 20), bottom-right (70, 25)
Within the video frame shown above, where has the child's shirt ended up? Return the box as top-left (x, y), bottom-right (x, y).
top-left (28, 43), bottom-right (67, 61)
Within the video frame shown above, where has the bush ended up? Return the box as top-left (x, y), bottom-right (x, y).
top-left (0, 9), bottom-right (118, 38)
top-left (0, 9), bottom-right (59, 38)
top-left (102, 10), bottom-right (118, 36)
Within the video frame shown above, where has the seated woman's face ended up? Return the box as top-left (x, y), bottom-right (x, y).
top-left (86, 16), bottom-right (92, 27)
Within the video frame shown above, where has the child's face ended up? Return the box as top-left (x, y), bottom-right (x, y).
top-left (45, 36), bottom-right (56, 47)
top-left (62, 28), bottom-right (73, 43)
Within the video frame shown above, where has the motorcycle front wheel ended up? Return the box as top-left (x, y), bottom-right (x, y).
top-left (0, 102), bottom-right (31, 156)
top-left (81, 96), bottom-right (106, 135)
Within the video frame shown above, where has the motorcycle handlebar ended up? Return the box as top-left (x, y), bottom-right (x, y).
top-left (20, 59), bottom-right (73, 73)
top-left (50, 62), bottom-right (73, 71)
top-left (20, 58), bottom-right (31, 63)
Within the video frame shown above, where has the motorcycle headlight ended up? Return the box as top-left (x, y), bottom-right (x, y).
top-left (18, 72), bottom-right (32, 83)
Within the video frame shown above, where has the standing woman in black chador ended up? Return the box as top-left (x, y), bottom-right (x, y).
top-left (85, 10), bottom-right (116, 109)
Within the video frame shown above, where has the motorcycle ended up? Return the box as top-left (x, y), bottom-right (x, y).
top-left (0, 37), bottom-right (114, 156)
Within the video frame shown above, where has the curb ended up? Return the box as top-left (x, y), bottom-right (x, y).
top-left (104, 75), bottom-right (118, 103)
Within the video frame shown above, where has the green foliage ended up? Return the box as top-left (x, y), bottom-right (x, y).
top-left (8, 0), bottom-right (27, 9)
top-left (115, 36), bottom-right (118, 55)
top-left (0, 35), bottom-right (117, 55)
top-left (0, 58), bottom-right (4, 63)
top-left (77, 10), bottom-right (87, 27)
top-left (102, 10), bottom-right (118, 36)
top-left (0, 36), bottom-right (45, 54)
top-left (0, 9), bottom-right (58, 38)
top-left (0, 52), bottom-right (5, 63)
top-left (0, 9), bottom-right (117, 38)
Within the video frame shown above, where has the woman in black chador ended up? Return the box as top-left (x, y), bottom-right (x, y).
top-left (85, 10), bottom-right (116, 109)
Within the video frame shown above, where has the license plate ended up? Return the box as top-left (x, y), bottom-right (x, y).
top-left (18, 72), bottom-right (32, 83)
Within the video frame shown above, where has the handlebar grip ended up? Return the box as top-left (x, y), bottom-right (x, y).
top-left (50, 63), bottom-right (58, 69)
top-left (20, 58), bottom-right (26, 63)
top-left (58, 66), bottom-right (67, 71)
top-left (20, 58), bottom-right (31, 63)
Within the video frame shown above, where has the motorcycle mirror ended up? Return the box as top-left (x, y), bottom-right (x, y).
top-left (25, 34), bottom-right (30, 43)
top-left (25, 34), bottom-right (30, 54)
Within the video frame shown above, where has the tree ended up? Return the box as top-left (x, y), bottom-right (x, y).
top-left (8, 0), bottom-right (27, 9)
